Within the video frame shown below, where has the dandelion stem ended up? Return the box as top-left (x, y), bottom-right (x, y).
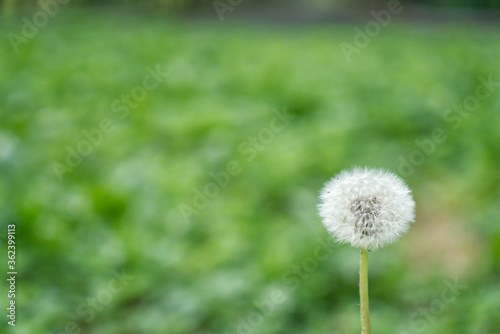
top-left (360, 248), bottom-right (370, 334)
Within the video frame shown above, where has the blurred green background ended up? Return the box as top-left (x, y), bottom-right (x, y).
top-left (1, 2), bottom-right (500, 334)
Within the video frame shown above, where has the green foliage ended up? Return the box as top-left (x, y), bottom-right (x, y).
top-left (1, 11), bottom-right (499, 334)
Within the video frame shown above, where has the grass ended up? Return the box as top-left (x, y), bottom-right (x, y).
top-left (1, 10), bottom-right (500, 334)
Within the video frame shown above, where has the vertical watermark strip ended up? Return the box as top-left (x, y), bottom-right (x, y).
top-left (6, 223), bottom-right (16, 326)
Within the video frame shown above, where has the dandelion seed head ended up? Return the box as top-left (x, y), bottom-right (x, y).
top-left (318, 167), bottom-right (415, 250)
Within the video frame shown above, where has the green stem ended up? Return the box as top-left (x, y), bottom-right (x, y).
top-left (360, 248), bottom-right (370, 334)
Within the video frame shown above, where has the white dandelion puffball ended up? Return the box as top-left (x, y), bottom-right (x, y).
top-left (318, 167), bottom-right (415, 250)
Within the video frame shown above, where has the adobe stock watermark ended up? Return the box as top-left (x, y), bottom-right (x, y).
top-left (340, 0), bottom-right (404, 63)
top-left (224, 237), bottom-right (336, 334)
top-left (398, 74), bottom-right (499, 177)
top-left (400, 278), bottom-right (467, 334)
top-left (49, 269), bottom-right (135, 334)
top-left (213, 0), bottom-right (243, 21)
top-left (178, 107), bottom-right (294, 224)
top-left (52, 65), bottom-right (169, 182)
top-left (7, 0), bottom-right (71, 53)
